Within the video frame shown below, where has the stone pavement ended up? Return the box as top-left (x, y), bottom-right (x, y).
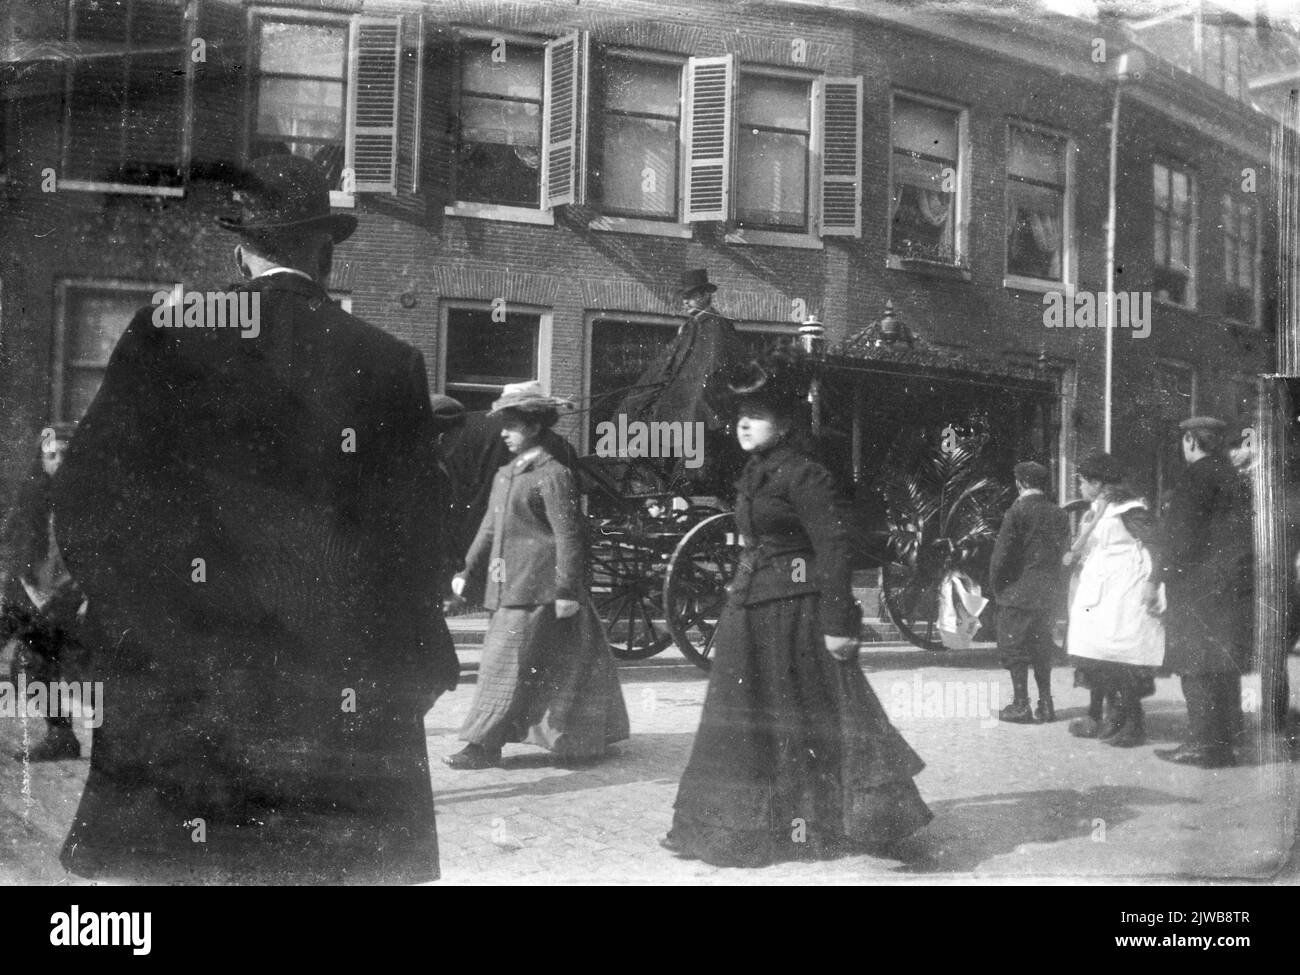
top-left (2, 646), bottom-right (1297, 885)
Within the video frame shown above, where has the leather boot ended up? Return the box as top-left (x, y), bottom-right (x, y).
top-left (1000, 666), bottom-right (1035, 724)
top-left (1107, 691), bottom-right (1146, 748)
top-left (1069, 688), bottom-right (1106, 738)
top-left (1098, 692), bottom-right (1123, 741)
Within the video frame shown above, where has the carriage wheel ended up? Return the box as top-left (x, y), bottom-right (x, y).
top-left (663, 512), bottom-right (742, 671)
top-left (590, 534), bottom-right (672, 660)
top-left (881, 559), bottom-right (947, 651)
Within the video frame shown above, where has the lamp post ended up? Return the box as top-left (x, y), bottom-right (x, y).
top-left (1103, 49), bottom-right (1144, 453)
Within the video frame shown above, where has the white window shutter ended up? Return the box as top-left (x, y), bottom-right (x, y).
top-left (815, 76), bottom-right (862, 237)
top-left (684, 54), bottom-right (735, 223)
top-left (350, 16), bottom-right (402, 193)
top-left (541, 31), bottom-right (589, 208)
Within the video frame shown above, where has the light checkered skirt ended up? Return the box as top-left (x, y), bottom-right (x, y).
top-left (460, 600), bottom-right (630, 757)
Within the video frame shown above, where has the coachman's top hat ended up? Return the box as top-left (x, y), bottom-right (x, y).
top-left (674, 269), bottom-right (719, 301)
top-left (215, 155), bottom-right (357, 244)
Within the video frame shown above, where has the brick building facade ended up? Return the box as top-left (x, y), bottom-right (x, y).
top-left (0, 0), bottom-right (1292, 504)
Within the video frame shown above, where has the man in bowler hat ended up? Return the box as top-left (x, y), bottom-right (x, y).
top-left (1149, 416), bottom-right (1253, 768)
top-left (613, 269), bottom-right (746, 496)
top-left (53, 155), bottom-right (459, 881)
top-left (990, 461), bottom-right (1070, 723)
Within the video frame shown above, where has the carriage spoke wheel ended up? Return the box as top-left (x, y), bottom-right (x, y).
top-left (590, 534), bottom-right (671, 660)
top-left (663, 512), bottom-right (742, 671)
top-left (881, 558), bottom-right (947, 651)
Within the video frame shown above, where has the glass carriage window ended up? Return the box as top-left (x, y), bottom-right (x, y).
top-left (891, 97), bottom-right (960, 264)
top-left (1006, 126), bottom-right (1068, 281)
top-left (596, 54), bottom-right (681, 220)
top-left (1153, 162), bottom-right (1196, 306)
top-left (735, 72), bottom-right (811, 232)
top-left (455, 39), bottom-right (544, 208)
top-left (251, 18), bottom-right (349, 186)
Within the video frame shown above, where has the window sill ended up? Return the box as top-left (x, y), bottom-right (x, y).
top-left (59, 180), bottom-right (184, 198)
top-left (1003, 275), bottom-right (1070, 295)
top-left (1224, 316), bottom-right (1262, 331)
top-left (445, 202), bottom-right (555, 226)
top-left (588, 215), bottom-right (693, 239)
top-left (887, 255), bottom-right (971, 281)
top-left (725, 228), bottom-right (823, 250)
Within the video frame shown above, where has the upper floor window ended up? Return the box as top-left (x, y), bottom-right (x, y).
top-left (592, 53), bottom-right (682, 220)
top-left (62, 0), bottom-right (189, 192)
top-left (453, 37), bottom-right (544, 208)
top-left (1006, 125), bottom-right (1070, 283)
top-left (1222, 193), bottom-right (1258, 324)
top-left (1152, 161), bottom-right (1197, 306)
top-left (250, 10), bottom-right (403, 199)
top-left (891, 95), bottom-right (964, 265)
top-left (736, 71), bottom-right (811, 232)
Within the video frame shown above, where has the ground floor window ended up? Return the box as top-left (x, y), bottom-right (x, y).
top-left (53, 281), bottom-right (158, 422)
top-left (442, 302), bottom-right (549, 413)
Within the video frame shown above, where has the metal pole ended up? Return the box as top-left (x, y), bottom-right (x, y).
top-left (1103, 79), bottom-right (1121, 454)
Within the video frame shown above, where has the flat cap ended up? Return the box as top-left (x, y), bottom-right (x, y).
top-left (1178, 416), bottom-right (1226, 432)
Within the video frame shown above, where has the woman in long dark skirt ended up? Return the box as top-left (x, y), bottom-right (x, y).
top-left (662, 348), bottom-right (931, 867)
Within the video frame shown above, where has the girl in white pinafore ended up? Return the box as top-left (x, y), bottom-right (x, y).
top-left (1065, 451), bottom-right (1165, 748)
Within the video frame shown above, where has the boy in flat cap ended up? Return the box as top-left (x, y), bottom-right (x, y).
top-left (989, 461), bottom-right (1070, 723)
top-left (54, 155), bottom-right (459, 881)
top-left (1149, 417), bottom-right (1253, 768)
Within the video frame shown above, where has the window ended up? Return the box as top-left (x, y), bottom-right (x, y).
top-left (62, 0), bottom-right (190, 192)
top-left (593, 53), bottom-right (682, 220)
top-left (891, 95), bottom-right (964, 265)
top-left (1006, 125), bottom-right (1070, 283)
top-left (735, 72), bottom-right (811, 232)
top-left (1222, 193), bottom-right (1258, 324)
top-left (1201, 26), bottom-right (1243, 100)
top-left (53, 281), bottom-right (159, 421)
top-left (588, 316), bottom-right (681, 444)
top-left (453, 37), bottom-right (545, 208)
top-left (441, 303), bottom-right (550, 412)
top-left (250, 10), bottom-right (403, 199)
top-left (1153, 359), bottom-right (1197, 419)
top-left (1153, 162), bottom-right (1197, 306)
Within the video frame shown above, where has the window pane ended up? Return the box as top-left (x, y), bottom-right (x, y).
top-left (1008, 128), bottom-right (1063, 185)
top-left (738, 74), bottom-right (809, 132)
top-left (446, 308), bottom-right (539, 386)
top-left (461, 43), bottom-right (543, 100)
top-left (256, 78), bottom-right (345, 141)
top-left (589, 319), bottom-right (680, 439)
top-left (1169, 216), bottom-right (1187, 269)
top-left (259, 22), bottom-right (346, 78)
top-left (1154, 211), bottom-right (1167, 266)
top-left (736, 129), bottom-right (808, 229)
top-left (62, 287), bottom-right (148, 420)
top-left (460, 94), bottom-right (541, 147)
top-left (1153, 164), bottom-right (1169, 208)
top-left (1006, 181), bottom-right (1063, 280)
top-left (599, 114), bottom-right (677, 217)
top-left (892, 99), bottom-right (957, 161)
top-left (605, 57), bottom-right (680, 117)
top-left (1171, 170), bottom-right (1189, 210)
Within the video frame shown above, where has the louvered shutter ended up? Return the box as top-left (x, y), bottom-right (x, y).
top-left (684, 54), bottom-right (735, 222)
top-left (350, 16), bottom-right (401, 193)
top-left (541, 32), bottom-right (589, 208)
top-left (815, 76), bottom-right (863, 237)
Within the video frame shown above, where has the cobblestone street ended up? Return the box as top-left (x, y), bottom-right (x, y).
top-left (6, 646), bottom-right (1294, 885)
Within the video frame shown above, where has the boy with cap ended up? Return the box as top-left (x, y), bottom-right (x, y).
top-left (989, 461), bottom-right (1070, 723)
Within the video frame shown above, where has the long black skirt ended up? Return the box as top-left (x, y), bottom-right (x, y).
top-left (668, 593), bottom-right (932, 867)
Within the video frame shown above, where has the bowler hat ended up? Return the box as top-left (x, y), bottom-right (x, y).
top-left (215, 155), bottom-right (357, 244)
top-left (429, 394), bottom-right (466, 434)
top-left (489, 380), bottom-right (575, 416)
top-left (674, 269), bottom-right (719, 301)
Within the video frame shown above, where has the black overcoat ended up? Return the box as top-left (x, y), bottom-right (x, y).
top-left (1154, 453), bottom-right (1253, 675)
top-left (988, 493), bottom-right (1070, 612)
top-left (53, 272), bottom-right (458, 883)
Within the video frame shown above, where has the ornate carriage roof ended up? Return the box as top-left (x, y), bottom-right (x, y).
top-left (823, 333), bottom-right (1055, 392)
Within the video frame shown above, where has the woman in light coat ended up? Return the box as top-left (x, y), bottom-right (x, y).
top-left (445, 382), bottom-right (629, 770)
top-left (1064, 451), bottom-right (1164, 747)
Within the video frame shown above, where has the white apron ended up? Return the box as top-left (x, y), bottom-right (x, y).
top-left (1068, 499), bottom-right (1165, 667)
